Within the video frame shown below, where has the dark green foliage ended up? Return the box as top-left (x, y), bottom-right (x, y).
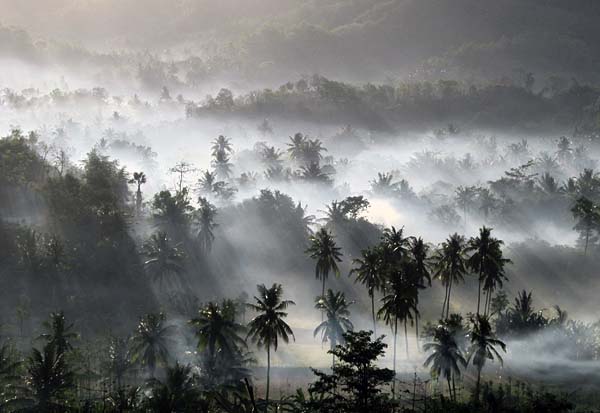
top-left (307, 331), bottom-right (394, 413)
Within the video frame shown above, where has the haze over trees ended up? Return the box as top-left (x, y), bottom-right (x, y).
top-left (2, 1), bottom-right (600, 412)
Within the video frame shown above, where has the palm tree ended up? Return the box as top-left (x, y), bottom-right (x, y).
top-left (350, 247), bottom-right (385, 335)
top-left (145, 362), bottom-right (201, 412)
top-left (381, 226), bottom-right (410, 261)
top-left (466, 227), bottom-right (509, 315)
top-left (211, 135), bottom-right (233, 156)
top-left (571, 197), bottom-right (600, 255)
top-left (433, 234), bottom-right (468, 319)
top-left (287, 133), bottom-right (307, 163)
top-left (306, 228), bottom-right (343, 297)
top-left (39, 312), bottom-right (76, 357)
top-left (212, 149), bottom-right (233, 180)
top-left (194, 197), bottom-right (217, 254)
top-left (128, 171), bottom-right (146, 215)
top-left (190, 301), bottom-right (246, 373)
top-left (455, 186), bottom-right (477, 227)
top-left (22, 342), bottom-right (74, 412)
top-left (142, 232), bottom-right (185, 286)
top-left (409, 237), bottom-right (431, 343)
top-left (247, 284), bottom-right (295, 409)
top-left (370, 172), bottom-right (399, 196)
top-left (423, 325), bottom-right (467, 401)
top-left (476, 188), bottom-right (498, 221)
top-left (467, 315), bottom-right (506, 401)
top-left (378, 269), bottom-right (418, 400)
top-left (131, 313), bottom-right (175, 378)
top-left (299, 162), bottom-right (331, 184)
top-left (197, 170), bottom-right (217, 195)
top-left (314, 290), bottom-right (354, 367)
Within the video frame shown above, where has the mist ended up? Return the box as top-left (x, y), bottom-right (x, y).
top-left (2, 1), bottom-right (600, 412)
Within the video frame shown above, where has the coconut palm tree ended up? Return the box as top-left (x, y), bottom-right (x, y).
top-left (197, 170), bottom-right (217, 195)
top-left (466, 227), bottom-right (510, 315)
top-left (212, 149), bottom-right (233, 180)
top-left (299, 162), bottom-right (331, 184)
top-left (433, 234), bottom-right (468, 319)
top-left (142, 232), bottom-right (185, 286)
top-left (370, 172), bottom-right (399, 196)
top-left (39, 312), bottom-right (77, 357)
top-left (22, 342), bottom-right (74, 413)
top-left (455, 186), bottom-right (477, 227)
top-left (381, 226), bottom-right (410, 262)
top-left (314, 290), bottom-right (354, 367)
top-left (145, 362), bottom-right (202, 412)
top-left (246, 284), bottom-right (295, 409)
top-left (350, 247), bottom-right (385, 335)
top-left (467, 315), bottom-right (506, 401)
top-left (306, 228), bottom-right (343, 296)
top-left (378, 269), bottom-right (418, 387)
top-left (571, 197), bottom-right (600, 255)
top-left (190, 301), bottom-right (246, 373)
top-left (287, 133), bottom-right (307, 163)
top-left (211, 135), bottom-right (233, 156)
top-left (128, 171), bottom-right (146, 215)
top-left (409, 237), bottom-right (431, 343)
top-left (423, 325), bottom-right (467, 401)
top-left (131, 313), bottom-right (175, 378)
top-left (194, 197), bottom-right (217, 254)
top-left (476, 188), bottom-right (498, 221)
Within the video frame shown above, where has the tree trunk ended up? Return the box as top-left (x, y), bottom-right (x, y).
top-left (447, 377), bottom-right (452, 400)
top-left (452, 374), bottom-right (457, 401)
top-left (404, 319), bottom-right (409, 359)
top-left (585, 227), bottom-right (590, 256)
top-left (371, 294), bottom-right (377, 336)
top-left (442, 283), bottom-right (449, 319)
top-left (476, 271), bottom-right (482, 315)
top-left (266, 346), bottom-right (271, 412)
top-left (392, 317), bottom-right (398, 403)
top-left (446, 277), bottom-right (453, 319)
top-left (475, 366), bottom-right (482, 401)
top-left (415, 313), bottom-right (420, 353)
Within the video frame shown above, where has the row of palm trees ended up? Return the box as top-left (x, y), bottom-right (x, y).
top-left (305, 224), bottom-right (511, 399)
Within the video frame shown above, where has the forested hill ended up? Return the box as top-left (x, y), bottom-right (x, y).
top-left (2, 0), bottom-right (600, 86)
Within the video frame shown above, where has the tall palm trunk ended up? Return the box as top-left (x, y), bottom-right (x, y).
top-left (371, 293), bottom-right (377, 336)
top-left (392, 317), bottom-right (398, 403)
top-left (585, 227), bottom-right (590, 256)
top-left (452, 374), bottom-right (457, 401)
top-left (441, 283), bottom-right (449, 319)
top-left (476, 270), bottom-right (482, 315)
top-left (265, 346), bottom-right (271, 411)
top-left (404, 319), bottom-right (409, 359)
top-left (414, 312), bottom-right (420, 353)
top-left (447, 377), bottom-right (452, 400)
top-left (446, 277), bottom-right (453, 319)
top-left (475, 366), bottom-right (482, 401)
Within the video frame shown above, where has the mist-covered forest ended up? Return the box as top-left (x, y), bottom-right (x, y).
top-left (2, 1), bottom-right (600, 412)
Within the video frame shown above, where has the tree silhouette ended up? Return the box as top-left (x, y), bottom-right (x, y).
top-left (194, 197), bottom-right (217, 254)
top-left (571, 197), bottom-right (600, 255)
top-left (350, 247), bottom-right (385, 335)
top-left (306, 228), bottom-right (343, 296)
top-left (143, 231), bottom-right (185, 287)
top-left (467, 315), bottom-right (506, 401)
top-left (246, 284), bottom-right (295, 409)
top-left (314, 290), bottom-right (354, 367)
top-left (423, 325), bottom-right (467, 401)
top-left (131, 313), bottom-right (175, 378)
top-left (433, 233), bottom-right (468, 319)
top-left (466, 227), bottom-right (510, 315)
top-left (190, 301), bottom-right (246, 375)
top-left (128, 171), bottom-right (146, 216)
top-left (144, 362), bottom-right (203, 412)
top-left (39, 311), bottom-right (76, 357)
